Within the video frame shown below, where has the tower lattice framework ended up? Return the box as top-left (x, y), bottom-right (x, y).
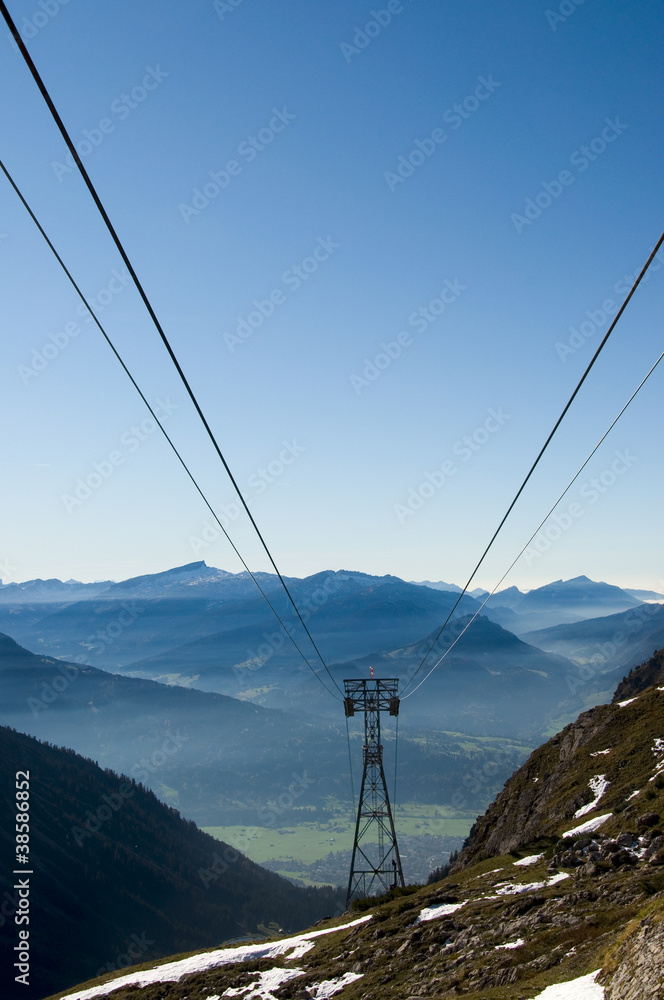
top-left (344, 678), bottom-right (405, 906)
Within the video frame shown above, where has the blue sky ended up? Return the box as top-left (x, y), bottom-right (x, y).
top-left (1, 0), bottom-right (663, 593)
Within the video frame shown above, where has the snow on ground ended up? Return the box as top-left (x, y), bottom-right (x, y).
top-left (416, 901), bottom-right (466, 923)
top-left (309, 971), bottom-right (364, 997)
top-left (514, 854), bottom-right (544, 866)
top-left (60, 916), bottom-right (373, 1000)
top-left (574, 775), bottom-right (609, 818)
top-left (627, 789), bottom-right (641, 800)
top-left (590, 749), bottom-right (611, 757)
top-left (562, 813), bottom-right (611, 838)
top-left (618, 698), bottom-right (637, 707)
top-left (649, 738), bottom-right (664, 781)
top-left (527, 969), bottom-right (603, 998)
top-left (494, 873), bottom-right (569, 896)
top-left (495, 938), bottom-right (525, 949)
top-left (221, 966), bottom-right (304, 997)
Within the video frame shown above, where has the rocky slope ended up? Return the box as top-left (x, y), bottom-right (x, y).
top-left (43, 650), bottom-right (664, 1000)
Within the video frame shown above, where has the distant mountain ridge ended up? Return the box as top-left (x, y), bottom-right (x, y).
top-left (0, 565), bottom-right (643, 677)
top-left (486, 575), bottom-right (642, 634)
top-left (524, 602), bottom-right (664, 674)
top-left (0, 577), bottom-right (112, 603)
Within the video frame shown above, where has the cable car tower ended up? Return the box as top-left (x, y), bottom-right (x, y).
top-left (344, 677), bottom-right (405, 906)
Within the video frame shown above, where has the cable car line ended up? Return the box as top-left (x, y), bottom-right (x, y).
top-left (400, 227), bottom-right (664, 697)
top-left (0, 1), bottom-right (342, 698)
top-left (0, 157), bottom-right (341, 703)
top-left (402, 342), bottom-right (664, 700)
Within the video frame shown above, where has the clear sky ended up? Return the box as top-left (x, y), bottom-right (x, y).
top-left (1, 0), bottom-right (663, 593)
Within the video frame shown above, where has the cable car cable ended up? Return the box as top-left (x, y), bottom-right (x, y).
top-left (402, 344), bottom-right (664, 699)
top-left (400, 227), bottom-right (664, 696)
top-left (0, 0), bottom-right (342, 696)
top-left (0, 157), bottom-right (341, 703)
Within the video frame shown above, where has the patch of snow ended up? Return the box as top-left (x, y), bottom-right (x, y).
top-left (627, 789), bottom-right (641, 800)
top-left (590, 749), bottom-right (611, 756)
top-left (618, 697), bottom-right (637, 707)
top-left (534, 777), bottom-right (540, 782)
top-left (650, 739), bottom-right (664, 780)
top-left (574, 775), bottom-right (610, 818)
top-left (285, 941), bottom-right (315, 960)
top-left (494, 873), bottom-right (569, 896)
top-left (527, 969), bottom-right (603, 998)
top-left (562, 813), bottom-right (612, 838)
top-left (309, 971), bottom-right (364, 997)
top-left (222, 967), bottom-right (303, 997)
top-left (514, 854), bottom-right (543, 866)
top-left (658, 686), bottom-right (664, 691)
top-left (496, 938), bottom-right (525, 950)
top-left (479, 867), bottom-right (503, 877)
top-left (59, 916), bottom-right (373, 1000)
top-left (416, 901), bottom-right (466, 922)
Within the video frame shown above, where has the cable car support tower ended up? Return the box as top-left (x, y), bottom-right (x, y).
top-left (344, 677), bottom-right (405, 906)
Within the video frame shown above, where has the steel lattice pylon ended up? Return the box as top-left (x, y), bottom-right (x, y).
top-left (344, 678), bottom-right (405, 906)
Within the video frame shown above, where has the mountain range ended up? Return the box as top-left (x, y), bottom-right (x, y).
top-left (0, 565), bottom-right (652, 728)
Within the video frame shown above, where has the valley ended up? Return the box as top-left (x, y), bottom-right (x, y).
top-left (204, 801), bottom-right (475, 886)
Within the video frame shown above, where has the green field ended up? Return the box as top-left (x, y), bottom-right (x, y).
top-left (203, 801), bottom-right (474, 868)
